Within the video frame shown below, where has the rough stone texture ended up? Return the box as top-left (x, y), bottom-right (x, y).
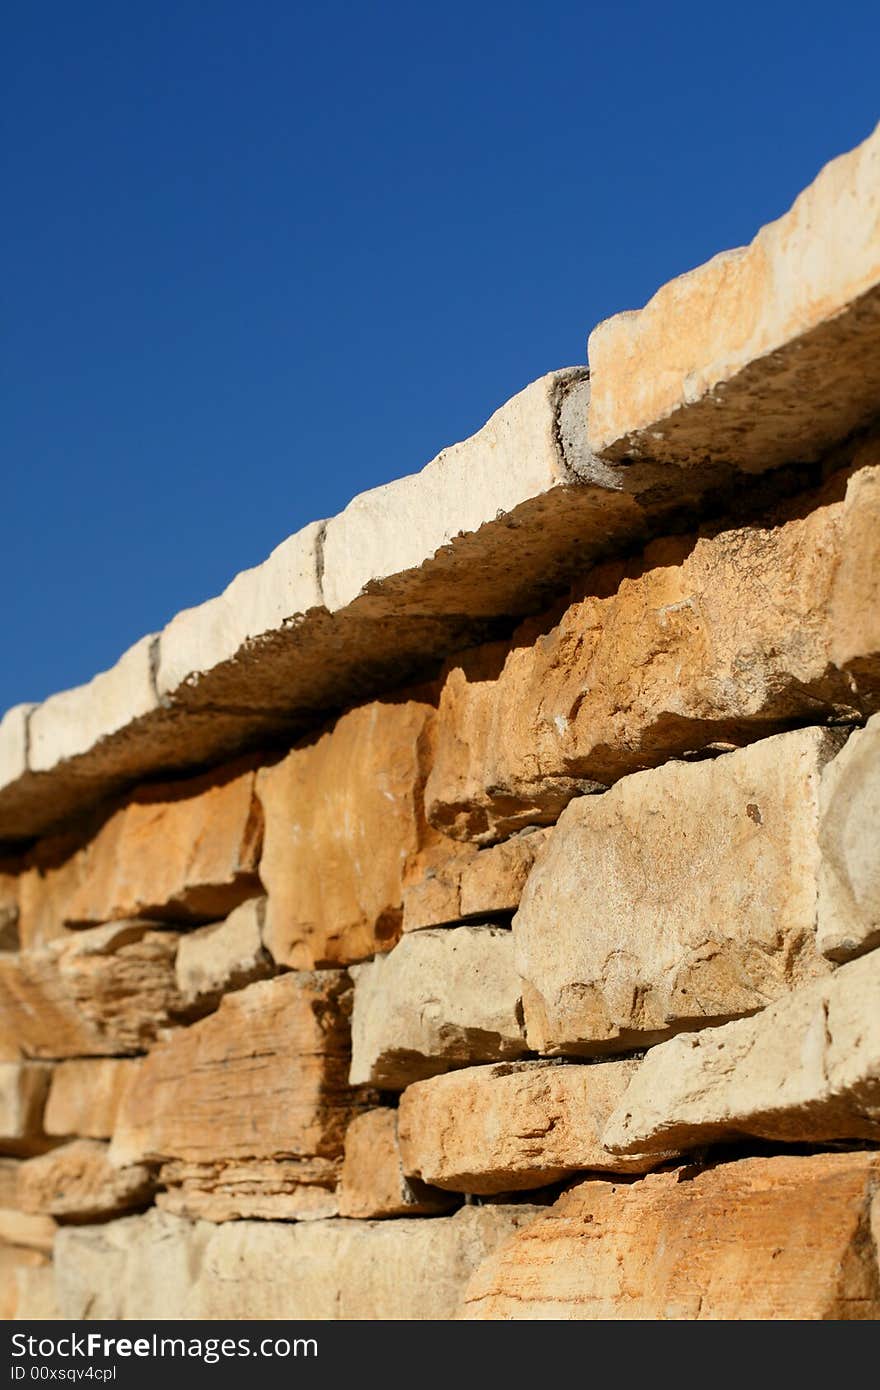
top-left (588, 122), bottom-right (880, 472)
top-left (17, 1140), bottom-right (154, 1220)
top-left (44, 1058), bottom-right (140, 1140)
top-left (0, 1207), bottom-right (56, 1252)
top-left (0, 1246), bottom-right (55, 1321)
top-left (56, 1204), bottom-right (542, 1320)
top-left (0, 1158), bottom-right (19, 1204)
top-left (427, 456), bottom-right (880, 843)
top-left (402, 829), bottom-right (550, 932)
top-left (0, 858), bottom-right (19, 950)
top-left (0, 1063), bottom-right (52, 1153)
top-left (29, 635), bottom-right (158, 774)
top-left (64, 760), bottom-right (263, 926)
top-left (603, 949), bottom-right (880, 1155)
top-left (110, 971), bottom-right (359, 1168)
top-left (174, 897), bottom-right (272, 1009)
top-left (349, 927), bottom-right (527, 1089)
top-left (463, 1152), bottom-right (880, 1320)
top-left (16, 832), bottom-right (85, 949)
top-left (156, 1157), bottom-right (340, 1222)
top-left (338, 1108), bottom-right (457, 1218)
top-left (516, 727), bottom-right (837, 1056)
top-left (398, 1061), bottom-right (672, 1194)
top-left (0, 922), bottom-right (181, 1060)
top-left (257, 700), bottom-right (439, 968)
top-left (818, 713), bottom-right (880, 960)
top-left (0, 705), bottom-right (32, 793)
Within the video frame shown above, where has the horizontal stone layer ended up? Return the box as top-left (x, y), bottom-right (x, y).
top-left (818, 710), bottom-right (880, 960)
top-left (17, 1139), bottom-right (154, 1220)
top-left (156, 1156), bottom-right (341, 1222)
top-left (603, 949), bottom-right (880, 1154)
top-left (426, 454), bottom-right (880, 842)
top-left (56, 1204), bottom-right (542, 1320)
top-left (338, 1109), bottom-right (456, 1219)
top-left (463, 1152), bottom-right (880, 1319)
top-left (588, 121), bottom-right (880, 471)
top-left (174, 898), bottom-right (272, 1010)
top-left (44, 1058), bottom-right (140, 1140)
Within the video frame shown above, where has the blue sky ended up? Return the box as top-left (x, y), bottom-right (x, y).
top-left (3, 1), bottom-right (878, 712)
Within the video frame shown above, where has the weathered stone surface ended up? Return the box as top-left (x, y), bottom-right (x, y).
top-left (156, 1157), bottom-right (340, 1222)
top-left (0, 1158), bottom-right (19, 1205)
top-left (516, 728), bottom-right (837, 1056)
top-left (174, 897), bottom-right (272, 1009)
top-left (603, 950), bottom-right (880, 1155)
top-left (349, 927), bottom-right (527, 1089)
top-left (0, 1208), bottom-right (56, 1252)
top-left (16, 832), bottom-right (84, 949)
top-left (64, 760), bottom-right (263, 926)
top-left (588, 123), bottom-right (880, 472)
top-left (427, 457), bottom-right (880, 842)
top-left (0, 1063), bottom-right (52, 1152)
top-left (110, 971), bottom-right (358, 1168)
top-left (0, 858), bottom-right (20, 950)
top-left (56, 1204), bottom-right (542, 1320)
top-left (402, 829), bottom-right (550, 932)
top-left (818, 713), bottom-right (880, 960)
top-left (338, 1108), bottom-right (456, 1218)
top-left (44, 1058), bottom-right (140, 1139)
top-left (0, 1246), bottom-right (54, 1321)
top-left (398, 1061), bottom-right (671, 1195)
top-left (0, 705), bottom-right (32, 792)
top-left (463, 1152), bottom-right (880, 1320)
top-left (18, 1140), bottom-right (153, 1220)
top-left (29, 636), bottom-right (158, 774)
top-left (257, 700), bottom-right (438, 968)
top-left (0, 923), bottom-right (181, 1060)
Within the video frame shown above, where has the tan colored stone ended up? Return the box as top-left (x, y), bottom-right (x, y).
top-left (588, 123), bottom-right (880, 472)
top-left (0, 1062), bottom-right (52, 1153)
top-left (464, 1153), bottom-right (880, 1320)
top-left (399, 1061), bottom-right (671, 1195)
top-left (0, 1208), bottom-right (56, 1252)
top-left (349, 927), bottom-right (527, 1089)
top-left (257, 699), bottom-right (439, 968)
top-left (56, 1204), bottom-right (542, 1320)
top-left (0, 1245), bottom-right (52, 1321)
top-left (402, 830), bottom-right (550, 932)
top-left (17, 832), bottom-right (84, 949)
top-left (64, 760), bottom-right (263, 926)
top-left (427, 457), bottom-right (880, 843)
top-left (818, 713), bottom-right (880, 960)
top-left (18, 1140), bottom-right (153, 1220)
top-left (0, 706), bottom-right (32, 795)
top-left (156, 1156), bottom-right (340, 1222)
top-left (603, 950), bottom-right (880, 1155)
top-left (516, 728), bottom-right (837, 1056)
top-left (0, 922), bottom-right (181, 1060)
top-left (5, 1262), bottom-right (59, 1320)
top-left (338, 1108), bottom-right (456, 1218)
top-left (0, 857), bottom-right (20, 950)
top-left (174, 897), bottom-right (272, 1009)
top-left (110, 972), bottom-right (358, 1168)
top-left (29, 635), bottom-right (158, 773)
top-left (0, 1158), bottom-right (19, 1205)
top-left (44, 1058), bottom-right (140, 1139)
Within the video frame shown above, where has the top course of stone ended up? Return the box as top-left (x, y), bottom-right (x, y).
top-left (1, 122), bottom-right (878, 845)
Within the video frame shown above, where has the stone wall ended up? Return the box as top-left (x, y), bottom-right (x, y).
top-left (2, 123), bottom-right (879, 1322)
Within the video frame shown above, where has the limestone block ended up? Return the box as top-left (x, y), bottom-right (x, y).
top-left (516, 727), bottom-right (837, 1055)
top-left (29, 635), bottom-right (158, 773)
top-left (603, 950), bottom-right (880, 1155)
top-left (427, 457), bottom-right (880, 842)
top-left (18, 1139), bottom-right (154, 1219)
top-left (64, 760), bottom-right (263, 926)
top-left (818, 713), bottom-right (880, 960)
top-left (338, 1108), bottom-right (456, 1218)
top-left (156, 1157), bottom-right (340, 1222)
top-left (56, 1204), bottom-right (542, 1320)
top-left (257, 700), bottom-right (438, 968)
top-left (0, 705), bottom-right (32, 790)
top-left (156, 521), bottom-right (325, 702)
top-left (0, 1158), bottom-right (19, 1205)
top-left (0, 857), bottom-right (20, 949)
top-left (0, 1246), bottom-right (53, 1321)
top-left (110, 971), bottom-right (358, 1168)
top-left (0, 922), bottom-right (181, 1059)
top-left (44, 1058), bottom-right (140, 1139)
top-left (402, 829), bottom-right (550, 932)
top-left (174, 897), bottom-right (272, 1009)
top-left (463, 1153), bottom-right (880, 1320)
top-left (349, 927), bottom-right (527, 1089)
top-left (0, 1063), bottom-right (52, 1153)
top-left (16, 832), bottom-right (84, 949)
top-left (588, 123), bottom-right (880, 472)
top-left (0, 1208), bottom-right (56, 1252)
top-left (398, 1061), bottom-right (671, 1195)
